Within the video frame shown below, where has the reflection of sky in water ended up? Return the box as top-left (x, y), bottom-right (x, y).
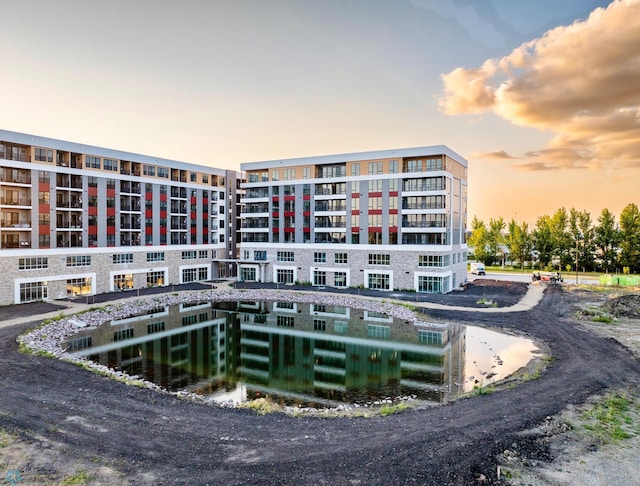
top-left (463, 326), bottom-right (539, 392)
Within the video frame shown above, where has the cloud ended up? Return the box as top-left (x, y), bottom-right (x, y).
top-left (472, 150), bottom-right (517, 160)
top-left (440, 0), bottom-right (640, 170)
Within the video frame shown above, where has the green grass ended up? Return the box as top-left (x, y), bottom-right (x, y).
top-left (379, 402), bottom-right (409, 416)
top-left (591, 315), bottom-right (613, 323)
top-left (60, 470), bottom-right (91, 485)
top-left (581, 393), bottom-right (636, 444)
top-left (237, 397), bottom-right (282, 415)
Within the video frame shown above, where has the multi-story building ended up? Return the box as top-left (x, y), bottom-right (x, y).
top-left (239, 146), bottom-right (468, 293)
top-left (0, 129), bottom-right (237, 305)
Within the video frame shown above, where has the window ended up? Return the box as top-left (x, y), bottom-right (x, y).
top-left (277, 251), bottom-right (295, 262)
top-left (19, 257), bottom-right (48, 270)
top-left (303, 167), bottom-right (310, 179)
top-left (389, 160), bottom-right (398, 173)
top-left (35, 148), bottom-right (53, 162)
top-left (368, 273), bottom-right (390, 290)
top-left (147, 271), bottom-right (165, 287)
top-left (190, 172), bottom-right (197, 182)
top-left (143, 165), bottom-right (156, 176)
top-left (271, 169), bottom-right (279, 181)
top-left (20, 281), bottom-right (47, 303)
top-left (368, 254), bottom-right (390, 265)
top-left (103, 158), bottom-right (118, 171)
top-left (182, 251), bottom-right (197, 259)
top-left (334, 253), bottom-right (348, 264)
top-left (147, 321), bottom-right (165, 334)
top-left (368, 197), bottom-right (382, 210)
top-left (39, 171), bottom-right (50, 183)
top-left (113, 328), bottom-right (134, 341)
top-left (283, 168), bottom-right (295, 180)
top-left (277, 315), bottom-right (295, 327)
top-left (419, 255), bottom-right (451, 267)
top-left (68, 336), bottom-right (92, 351)
top-left (367, 325), bottom-right (390, 339)
top-left (67, 277), bottom-right (91, 296)
top-left (351, 163), bottom-right (360, 176)
top-left (418, 330), bottom-right (443, 345)
top-left (276, 268), bottom-right (294, 284)
top-left (113, 253), bottom-right (134, 264)
top-left (182, 268), bottom-right (197, 282)
top-left (368, 161), bottom-right (382, 175)
top-left (240, 267), bottom-right (256, 281)
top-left (254, 250), bottom-right (267, 261)
top-left (418, 275), bottom-right (450, 293)
top-left (85, 156), bottom-right (100, 169)
top-left (313, 270), bottom-right (327, 286)
top-left (313, 252), bottom-right (326, 263)
top-left (198, 250), bottom-right (208, 259)
top-left (147, 252), bottom-right (165, 262)
top-left (114, 273), bottom-right (133, 290)
top-left (334, 271), bottom-right (347, 287)
top-left (157, 167), bottom-right (169, 178)
top-left (182, 315), bottom-right (198, 326)
top-left (313, 319), bottom-right (326, 331)
top-left (368, 179), bottom-right (383, 192)
top-left (66, 255), bottom-right (91, 267)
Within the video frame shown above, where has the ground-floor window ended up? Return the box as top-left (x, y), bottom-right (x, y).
top-left (20, 281), bottom-right (48, 303)
top-left (276, 268), bottom-right (294, 284)
top-left (147, 271), bottom-right (165, 287)
top-left (368, 273), bottom-right (390, 290)
top-left (334, 271), bottom-right (347, 287)
top-left (240, 267), bottom-right (256, 281)
top-left (313, 270), bottom-right (327, 286)
top-left (67, 277), bottom-right (92, 297)
top-left (418, 275), bottom-right (450, 293)
top-left (367, 324), bottom-right (391, 339)
top-left (114, 274), bottom-right (133, 291)
top-left (182, 266), bottom-right (208, 283)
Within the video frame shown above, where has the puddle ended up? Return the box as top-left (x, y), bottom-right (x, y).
top-left (67, 300), bottom-right (538, 408)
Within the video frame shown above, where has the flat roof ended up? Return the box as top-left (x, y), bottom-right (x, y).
top-left (0, 129), bottom-right (226, 175)
top-left (241, 145), bottom-right (467, 171)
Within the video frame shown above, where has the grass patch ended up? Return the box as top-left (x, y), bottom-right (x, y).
top-left (591, 315), bottom-right (613, 323)
top-left (0, 428), bottom-right (16, 448)
top-left (476, 298), bottom-right (498, 307)
top-left (379, 402), bottom-right (410, 416)
top-left (237, 397), bottom-right (282, 415)
top-left (60, 469), bottom-right (91, 485)
top-left (581, 393), bottom-right (636, 445)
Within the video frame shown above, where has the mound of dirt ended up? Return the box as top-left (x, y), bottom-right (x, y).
top-left (602, 294), bottom-right (640, 318)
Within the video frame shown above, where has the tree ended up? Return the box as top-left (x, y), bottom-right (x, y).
top-left (532, 215), bottom-right (553, 269)
top-left (619, 203), bottom-right (640, 273)
top-left (569, 208), bottom-right (595, 272)
top-left (506, 219), bottom-right (532, 270)
top-left (467, 216), bottom-right (491, 264)
top-left (594, 208), bottom-right (619, 272)
top-left (550, 208), bottom-right (572, 269)
top-left (488, 217), bottom-right (506, 266)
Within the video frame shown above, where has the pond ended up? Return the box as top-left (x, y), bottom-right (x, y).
top-left (67, 300), bottom-right (539, 408)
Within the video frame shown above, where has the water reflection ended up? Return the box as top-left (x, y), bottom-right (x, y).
top-left (67, 300), bottom-right (537, 408)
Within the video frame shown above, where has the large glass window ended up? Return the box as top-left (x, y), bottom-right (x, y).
top-left (368, 273), bottom-right (390, 290)
top-left (368, 254), bottom-right (390, 265)
top-left (276, 268), bottom-right (294, 284)
top-left (418, 275), bottom-right (450, 293)
top-left (20, 281), bottom-right (48, 303)
top-left (313, 252), bottom-right (326, 263)
top-left (313, 270), bottom-right (327, 286)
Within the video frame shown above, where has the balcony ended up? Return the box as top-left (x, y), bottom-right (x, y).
top-left (0, 197), bottom-right (31, 206)
top-left (1, 220), bottom-right (31, 228)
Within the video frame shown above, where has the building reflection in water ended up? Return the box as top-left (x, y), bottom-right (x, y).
top-left (68, 300), bottom-right (473, 408)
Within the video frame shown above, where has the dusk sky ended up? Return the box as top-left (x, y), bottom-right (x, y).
top-left (2, 0), bottom-right (637, 225)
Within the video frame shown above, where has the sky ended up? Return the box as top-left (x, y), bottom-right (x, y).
top-left (1, 0), bottom-right (637, 226)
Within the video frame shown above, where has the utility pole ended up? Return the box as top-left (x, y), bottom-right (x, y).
top-left (575, 234), bottom-right (580, 285)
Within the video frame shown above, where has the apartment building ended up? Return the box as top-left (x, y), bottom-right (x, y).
top-left (239, 146), bottom-right (468, 293)
top-left (0, 129), bottom-right (237, 305)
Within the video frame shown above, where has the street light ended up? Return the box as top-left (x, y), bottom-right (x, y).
top-left (575, 233), bottom-right (580, 285)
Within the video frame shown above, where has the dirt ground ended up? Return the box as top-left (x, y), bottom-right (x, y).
top-left (1, 282), bottom-right (640, 485)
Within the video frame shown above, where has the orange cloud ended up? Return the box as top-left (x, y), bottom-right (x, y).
top-left (440, 0), bottom-right (640, 171)
top-left (472, 150), bottom-right (517, 160)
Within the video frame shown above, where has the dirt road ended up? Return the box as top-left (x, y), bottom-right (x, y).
top-left (1, 284), bottom-right (639, 485)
